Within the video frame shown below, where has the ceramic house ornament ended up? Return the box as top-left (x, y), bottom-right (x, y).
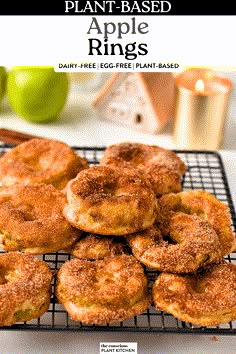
top-left (93, 72), bottom-right (175, 133)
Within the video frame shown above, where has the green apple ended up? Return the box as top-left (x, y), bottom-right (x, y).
top-left (6, 66), bottom-right (69, 123)
top-left (0, 66), bottom-right (7, 103)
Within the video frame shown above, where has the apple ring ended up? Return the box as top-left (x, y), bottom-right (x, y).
top-left (0, 138), bottom-right (89, 190)
top-left (100, 142), bottom-right (186, 196)
top-left (0, 251), bottom-right (52, 326)
top-left (152, 262), bottom-right (236, 326)
top-left (126, 212), bottom-right (222, 273)
top-left (65, 233), bottom-right (129, 260)
top-left (0, 183), bottom-right (81, 254)
top-left (158, 190), bottom-right (236, 256)
top-left (63, 165), bottom-right (157, 235)
top-left (55, 255), bottom-right (151, 324)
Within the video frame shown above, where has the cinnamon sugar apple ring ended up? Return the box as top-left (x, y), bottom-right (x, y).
top-left (63, 165), bottom-right (157, 235)
top-left (0, 183), bottom-right (81, 254)
top-left (158, 190), bottom-right (236, 256)
top-left (65, 233), bottom-right (129, 260)
top-left (55, 255), bottom-right (151, 324)
top-left (0, 138), bottom-right (89, 190)
top-left (100, 142), bottom-right (186, 196)
top-left (152, 262), bottom-right (236, 326)
top-left (126, 212), bottom-right (222, 273)
top-left (0, 252), bottom-right (52, 326)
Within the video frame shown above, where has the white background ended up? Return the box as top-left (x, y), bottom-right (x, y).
top-left (0, 16), bottom-right (236, 67)
top-left (0, 13), bottom-right (236, 354)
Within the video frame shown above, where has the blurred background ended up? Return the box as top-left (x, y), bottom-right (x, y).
top-left (0, 67), bottom-right (235, 150)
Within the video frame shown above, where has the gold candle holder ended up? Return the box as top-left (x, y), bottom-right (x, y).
top-left (174, 68), bottom-right (233, 150)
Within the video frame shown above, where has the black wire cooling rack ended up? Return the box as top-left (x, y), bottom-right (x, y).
top-left (0, 145), bottom-right (236, 335)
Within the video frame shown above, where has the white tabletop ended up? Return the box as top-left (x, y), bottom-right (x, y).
top-left (0, 84), bottom-right (236, 354)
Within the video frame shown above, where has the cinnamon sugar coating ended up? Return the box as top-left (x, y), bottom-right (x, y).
top-left (153, 262), bottom-right (236, 326)
top-left (56, 255), bottom-right (151, 324)
top-left (0, 183), bottom-right (81, 254)
top-left (63, 165), bottom-right (157, 235)
top-left (158, 190), bottom-right (236, 256)
top-left (0, 138), bottom-right (89, 190)
top-left (0, 252), bottom-right (52, 326)
top-left (126, 212), bottom-right (222, 273)
top-left (65, 233), bottom-right (129, 260)
top-left (100, 142), bottom-right (186, 196)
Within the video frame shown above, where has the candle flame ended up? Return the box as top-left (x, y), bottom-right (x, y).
top-left (195, 79), bottom-right (205, 92)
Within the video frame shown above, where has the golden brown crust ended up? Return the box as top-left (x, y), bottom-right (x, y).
top-left (126, 212), bottom-right (222, 273)
top-left (56, 255), bottom-right (151, 324)
top-left (158, 190), bottom-right (236, 256)
top-left (65, 233), bottom-right (129, 260)
top-left (152, 262), bottom-right (236, 326)
top-left (0, 252), bottom-right (52, 326)
top-left (0, 183), bottom-right (82, 254)
top-left (63, 165), bottom-right (157, 235)
top-left (100, 142), bottom-right (186, 196)
top-left (0, 138), bottom-right (89, 190)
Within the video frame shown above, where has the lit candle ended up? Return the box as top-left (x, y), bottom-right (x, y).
top-left (173, 68), bottom-right (233, 150)
top-left (195, 79), bottom-right (205, 92)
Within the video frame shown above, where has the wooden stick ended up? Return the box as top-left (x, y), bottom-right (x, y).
top-left (0, 128), bottom-right (43, 145)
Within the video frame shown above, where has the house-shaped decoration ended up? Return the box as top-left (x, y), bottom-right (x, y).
top-left (93, 72), bottom-right (175, 134)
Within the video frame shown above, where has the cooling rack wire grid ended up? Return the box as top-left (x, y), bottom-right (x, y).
top-left (0, 145), bottom-right (235, 335)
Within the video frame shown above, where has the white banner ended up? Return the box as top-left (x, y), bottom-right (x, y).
top-left (1, 16), bottom-right (236, 68)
